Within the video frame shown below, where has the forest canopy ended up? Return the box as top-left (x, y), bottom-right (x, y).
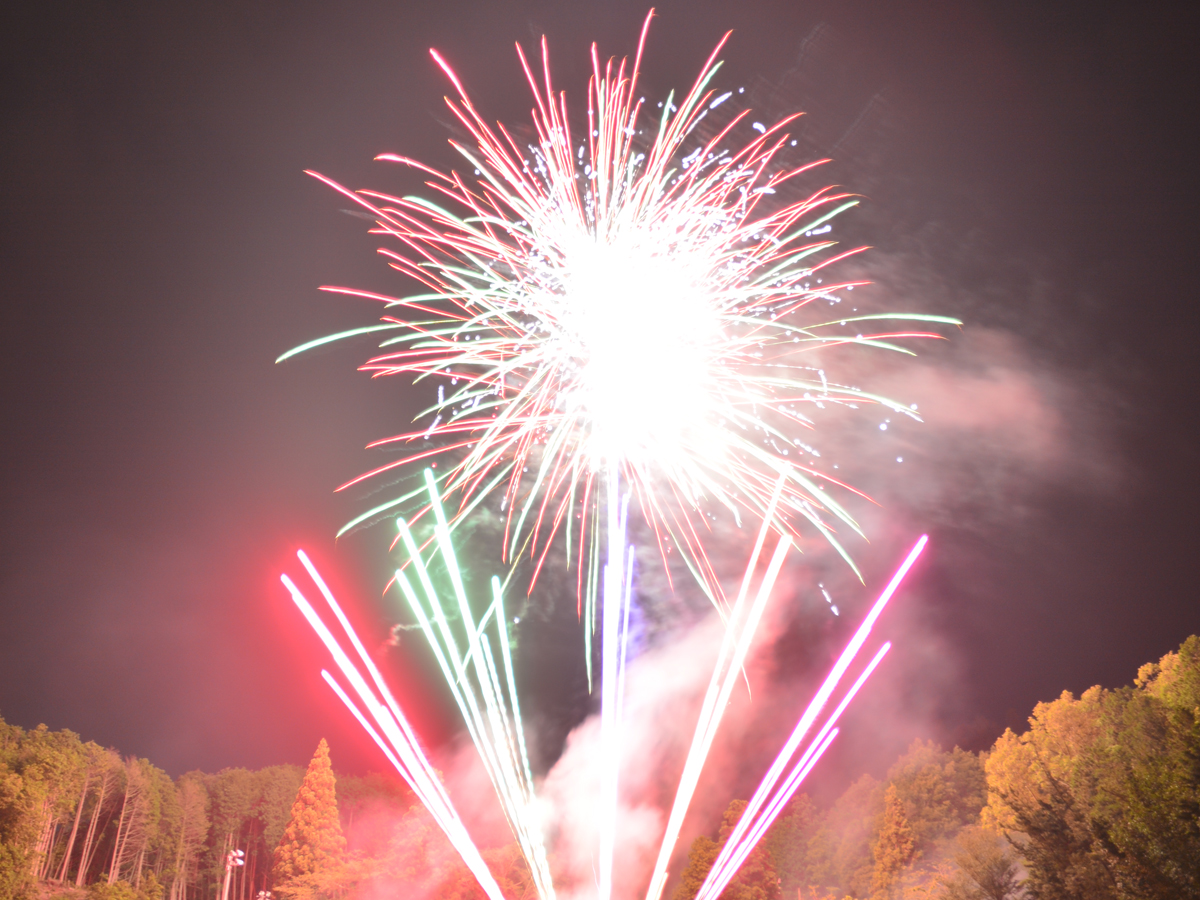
top-left (3, 636), bottom-right (1197, 900)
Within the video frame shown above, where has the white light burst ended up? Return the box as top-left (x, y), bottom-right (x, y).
top-left (279, 14), bottom-right (952, 900)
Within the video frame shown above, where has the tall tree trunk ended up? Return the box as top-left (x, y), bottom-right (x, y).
top-left (78, 768), bottom-right (113, 886)
top-left (38, 820), bottom-right (61, 880)
top-left (219, 833), bottom-right (232, 900)
top-left (47, 822), bottom-right (64, 880)
top-left (57, 770), bottom-right (91, 882)
top-left (238, 840), bottom-right (248, 900)
top-left (108, 758), bottom-right (149, 886)
top-left (169, 799), bottom-right (189, 900)
top-left (31, 796), bottom-right (55, 877)
top-left (133, 845), bottom-right (146, 888)
top-left (108, 781), bottom-right (133, 884)
top-left (245, 842), bottom-right (257, 900)
top-left (171, 780), bottom-right (206, 900)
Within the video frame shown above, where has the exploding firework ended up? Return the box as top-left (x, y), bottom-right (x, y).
top-left (279, 11), bottom-right (949, 900)
top-left (280, 13), bottom-right (955, 600)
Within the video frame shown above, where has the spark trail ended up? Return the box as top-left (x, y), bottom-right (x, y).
top-left (393, 469), bottom-right (555, 900)
top-left (692, 534), bottom-right (928, 900)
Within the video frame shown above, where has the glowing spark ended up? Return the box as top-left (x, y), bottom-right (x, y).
top-left (644, 482), bottom-right (791, 900)
top-left (598, 475), bottom-right (634, 900)
top-left (389, 470), bottom-right (555, 899)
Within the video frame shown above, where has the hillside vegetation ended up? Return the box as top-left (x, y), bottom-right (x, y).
top-left (3, 637), bottom-right (1197, 900)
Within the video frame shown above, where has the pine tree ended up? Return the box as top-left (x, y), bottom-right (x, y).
top-left (673, 835), bottom-right (721, 900)
top-left (870, 784), bottom-right (914, 899)
top-left (718, 802), bottom-right (780, 900)
top-left (672, 800), bottom-right (781, 900)
top-left (270, 740), bottom-right (345, 889)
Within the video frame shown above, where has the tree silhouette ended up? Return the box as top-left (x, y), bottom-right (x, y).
top-left (270, 740), bottom-right (345, 892)
top-left (870, 784), bottom-right (914, 898)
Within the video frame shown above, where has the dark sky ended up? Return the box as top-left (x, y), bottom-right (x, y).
top-left (2, 0), bottom-right (1198, 782)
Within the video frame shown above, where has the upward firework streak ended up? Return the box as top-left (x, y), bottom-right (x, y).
top-left (693, 535), bottom-right (928, 900)
top-left (280, 553), bottom-right (509, 900)
top-left (280, 10), bottom-right (952, 900)
top-left (282, 532), bottom-right (927, 900)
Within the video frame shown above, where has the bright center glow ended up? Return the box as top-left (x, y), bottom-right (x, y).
top-left (555, 238), bottom-right (721, 470)
top-left (294, 12), bottom-right (958, 599)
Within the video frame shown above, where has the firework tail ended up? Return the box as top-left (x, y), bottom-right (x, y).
top-left (692, 535), bottom-right (928, 900)
top-left (389, 470), bottom-right (556, 900)
top-left (598, 469), bottom-right (634, 900)
top-left (643, 479), bottom-right (790, 900)
top-left (279, 557), bottom-right (508, 900)
top-left (282, 527), bottom-right (925, 900)
top-left (699, 643), bottom-right (889, 900)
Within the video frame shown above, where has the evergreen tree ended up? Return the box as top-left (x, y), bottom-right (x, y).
top-left (762, 793), bottom-right (817, 899)
top-left (1098, 637), bottom-right (1200, 899)
top-left (885, 740), bottom-right (987, 851)
top-left (673, 835), bottom-right (720, 900)
top-left (167, 776), bottom-right (208, 900)
top-left (671, 800), bottom-right (780, 900)
top-left (870, 784), bottom-right (915, 899)
top-left (717, 801), bottom-right (780, 900)
top-left (270, 741), bottom-right (345, 892)
top-left (980, 641), bottom-right (1200, 900)
top-left (936, 825), bottom-right (1024, 900)
top-left (257, 766), bottom-right (306, 854)
top-left (805, 773), bottom-right (881, 896)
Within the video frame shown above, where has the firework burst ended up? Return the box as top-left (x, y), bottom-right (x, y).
top-left (281, 11), bottom-right (956, 605)
top-left (279, 12), bottom-right (951, 900)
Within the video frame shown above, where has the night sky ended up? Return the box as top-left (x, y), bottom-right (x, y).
top-left (2, 0), bottom-right (1198, 787)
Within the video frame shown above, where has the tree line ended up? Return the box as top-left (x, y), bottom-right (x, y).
top-left (673, 634), bottom-right (1200, 900)
top-left (0, 727), bottom-right (408, 900)
top-left (4, 635), bottom-right (1198, 900)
